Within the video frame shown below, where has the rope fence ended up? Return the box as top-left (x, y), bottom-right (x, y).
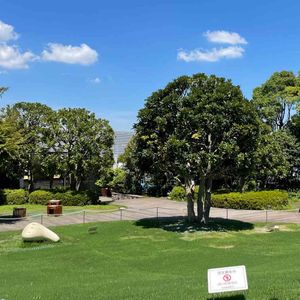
top-left (1, 207), bottom-right (300, 231)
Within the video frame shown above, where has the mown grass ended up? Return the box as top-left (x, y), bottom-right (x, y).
top-left (0, 219), bottom-right (300, 299)
top-left (0, 203), bottom-right (120, 216)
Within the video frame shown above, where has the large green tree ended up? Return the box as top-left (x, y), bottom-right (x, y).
top-left (10, 102), bottom-right (54, 190)
top-left (252, 71), bottom-right (300, 130)
top-left (56, 108), bottom-right (114, 191)
top-left (133, 74), bottom-right (260, 223)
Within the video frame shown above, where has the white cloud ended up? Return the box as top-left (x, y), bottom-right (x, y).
top-left (0, 20), bottom-right (19, 42)
top-left (41, 43), bottom-right (98, 65)
top-left (90, 77), bottom-right (101, 84)
top-left (0, 44), bottom-right (36, 69)
top-left (204, 30), bottom-right (247, 45)
top-left (177, 46), bottom-right (244, 62)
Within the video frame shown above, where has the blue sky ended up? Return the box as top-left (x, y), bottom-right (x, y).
top-left (0, 0), bottom-right (300, 130)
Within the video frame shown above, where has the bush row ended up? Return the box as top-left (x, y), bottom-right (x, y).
top-left (0, 189), bottom-right (97, 206)
top-left (211, 191), bottom-right (289, 210)
top-left (168, 186), bottom-right (289, 210)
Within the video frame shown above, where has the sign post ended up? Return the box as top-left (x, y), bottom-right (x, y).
top-left (207, 265), bottom-right (248, 294)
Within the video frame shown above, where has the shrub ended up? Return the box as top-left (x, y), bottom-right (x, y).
top-left (54, 191), bottom-right (90, 206)
top-left (0, 189), bottom-right (28, 205)
top-left (211, 190), bottom-right (289, 210)
top-left (29, 190), bottom-right (54, 205)
top-left (169, 186), bottom-right (186, 201)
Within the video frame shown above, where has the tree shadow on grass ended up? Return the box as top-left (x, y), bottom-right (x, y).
top-left (135, 216), bottom-right (254, 233)
top-left (0, 215), bottom-right (22, 224)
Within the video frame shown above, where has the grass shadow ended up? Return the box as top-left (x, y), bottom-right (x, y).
top-left (135, 217), bottom-right (254, 233)
top-left (0, 215), bottom-right (22, 224)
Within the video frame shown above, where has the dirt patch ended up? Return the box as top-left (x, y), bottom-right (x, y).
top-left (179, 231), bottom-right (234, 241)
top-left (209, 244), bottom-right (235, 249)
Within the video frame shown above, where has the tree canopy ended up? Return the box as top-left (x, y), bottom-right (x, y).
top-left (133, 73), bottom-right (261, 223)
top-left (252, 71), bottom-right (300, 130)
top-left (0, 101), bottom-right (114, 191)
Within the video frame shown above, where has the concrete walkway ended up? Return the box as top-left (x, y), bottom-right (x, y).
top-left (1, 197), bottom-right (300, 232)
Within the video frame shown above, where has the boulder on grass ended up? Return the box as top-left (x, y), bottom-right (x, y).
top-left (22, 222), bottom-right (60, 242)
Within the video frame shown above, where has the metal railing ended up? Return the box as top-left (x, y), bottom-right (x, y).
top-left (1, 206), bottom-right (300, 231)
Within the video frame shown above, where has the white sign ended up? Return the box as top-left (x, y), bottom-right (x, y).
top-left (207, 265), bottom-right (248, 294)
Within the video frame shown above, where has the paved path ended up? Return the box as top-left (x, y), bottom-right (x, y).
top-left (1, 197), bottom-right (300, 232)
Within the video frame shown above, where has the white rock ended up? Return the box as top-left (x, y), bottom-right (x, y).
top-left (22, 222), bottom-right (60, 242)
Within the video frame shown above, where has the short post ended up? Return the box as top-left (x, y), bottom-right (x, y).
top-left (40, 214), bottom-right (43, 224)
top-left (120, 207), bottom-right (125, 220)
top-left (156, 207), bottom-right (159, 221)
top-left (226, 208), bottom-right (228, 219)
top-left (83, 210), bottom-right (86, 224)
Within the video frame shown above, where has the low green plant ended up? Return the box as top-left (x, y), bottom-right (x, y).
top-left (169, 186), bottom-right (289, 210)
top-left (212, 190), bottom-right (289, 210)
top-left (28, 190), bottom-right (54, 205)
top-left (0, 189), bottom-right (28, 205)
top-left (169, 186), bottom-right (186, 201)
top-left (55, 191), bottom-right (90, 206)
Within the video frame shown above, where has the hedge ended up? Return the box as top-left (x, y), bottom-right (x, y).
top-left (54, 191), bottom-right (90, 206)
top-left (211, 190), bottom-right (289, 210)
top-left (0, 189), bottom-right (28, 205)
top-left (0, 189), bottom-right (97, 206)
top-left (169, 186), bottom-right (289, 210)
top-left (28, 190), bottom-right (93, 206)
top-left (28, 190), bottom-right (54, 205)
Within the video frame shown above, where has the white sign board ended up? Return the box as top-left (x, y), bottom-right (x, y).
top-left (207, 265), bottom-right (248, 294)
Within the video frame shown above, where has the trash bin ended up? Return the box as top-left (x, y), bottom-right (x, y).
top-left (101, 187), bottom-right (112, 197)
top-left (13, 207), bottom-right (26, 218)
top-left (47, 200), bottom-right (62, 216)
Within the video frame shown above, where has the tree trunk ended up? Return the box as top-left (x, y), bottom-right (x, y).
top-left (75, 177), bottom-right (81, 191)
top-left (28, 169), bottom-right (34, 192)
top-left (185, 179), bottom-right (195, 222)
top-left (197, 177), bottom-right (205, 223)
top-left (70, 173), bottom-right (76, 190)
top-left (49, 177), bottom-right (54, 190)
top-left (197, 133), bottom-right (213, 224)
top-left (203, 177), bottom-right (212, 224)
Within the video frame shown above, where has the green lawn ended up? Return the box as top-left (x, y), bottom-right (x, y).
top-left (1, 219), bottom-right (300, 299)
top-left (0, 204), bottom-right (120, 216)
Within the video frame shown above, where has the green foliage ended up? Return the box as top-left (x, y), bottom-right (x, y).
top-left (133, 73), bottom-right (261, 221)
top-left (212, 190), bottom-right (289, 210)
top-left (0, 189), bottom-right (28, 205)
top-left (109, 168), bottom-right (126, 193)
top-left (252, 71), bottom-right (300, 130)
top-left (28, 190), bottom-right (54, 205)
top-left (0, 107), bottom-right (24, 182)
top-left (28, 190), bottom-right (95, 206)
top-left (56, 108), bottom-right (114, 191)
top-left (54, 191), bottom-right (91, 206)
top-left (254, 129), bottom-right (300, 189)
top-left (169, 186), bottom-right (186, 201)
top-left (288, 113), bottom-right (300, 142)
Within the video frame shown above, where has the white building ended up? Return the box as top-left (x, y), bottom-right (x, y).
top-left (113, 131), bottom-right (133, 167)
